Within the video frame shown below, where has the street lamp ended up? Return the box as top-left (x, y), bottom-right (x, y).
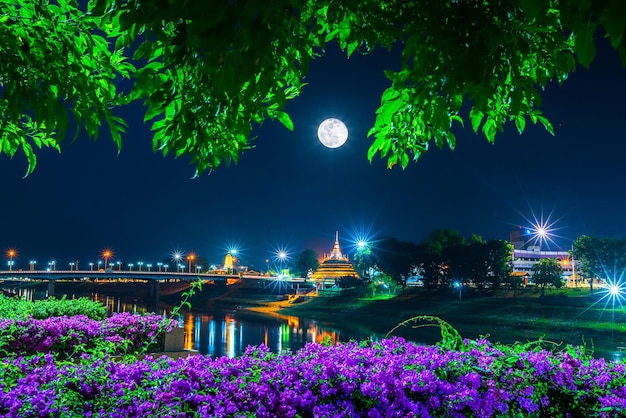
top-left (29, 260), bottom-right (36, 271)
top-left (49, 260), bottom-right (56, 271)
top-left (147, 263), bottom-right (152, 272)
top-left (89, 262), bottom-right (94, 271)
top-left (277, 251), bottom-right (287, 276)
top-left (102, 250), bottom-right (112, 271)
top-left (157, 262), bottom-right (162, 272)
top-left (137, 261), bottom-right (143, 271)
top-left (128, 263), bottom-right (134, 271)
top-left (117, 261), bottom-right (122, 270)
top-left (69, 262), bottom-right (75, 271)
top-left (7, 249), bottom-right (16, 272)
top-left (172, 252), bottom-right (182, 266)
top-left (98, 261), bottom-right (102, 270)
top-left (163, 264), bottom-right (169, 272)
top-left (187, 253), bottom-right (196, 273)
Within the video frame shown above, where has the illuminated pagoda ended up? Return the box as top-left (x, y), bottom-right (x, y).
top-left (310, 231), bottom-right (360, 281)
top-left (224, 252), bottom-right (234, 272)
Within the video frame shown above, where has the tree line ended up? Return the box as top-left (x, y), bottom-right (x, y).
top-left (290, 231), bottom-right (626, 297)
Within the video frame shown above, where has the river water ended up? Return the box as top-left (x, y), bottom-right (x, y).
top-left (8, 286), bottom-right (384, 358)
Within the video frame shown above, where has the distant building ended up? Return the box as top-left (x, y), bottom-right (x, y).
top-left (224, 252), bottom-right (234, 272)
top-left (310, 232), bottom-right (359, 281)
top-left (509, 228), bottom-right (578, 285)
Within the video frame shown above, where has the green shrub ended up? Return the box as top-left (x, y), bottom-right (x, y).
top-left (0, 295), bottom-right (106, 320)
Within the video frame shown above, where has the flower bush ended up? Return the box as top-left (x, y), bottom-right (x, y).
top-left (0, 337), bottom-right (624, 417)
top-left (0, 313), bottom-right (176, 358)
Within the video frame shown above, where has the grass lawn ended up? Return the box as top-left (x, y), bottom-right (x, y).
top-left (267, 286), bottom-right (626, 358)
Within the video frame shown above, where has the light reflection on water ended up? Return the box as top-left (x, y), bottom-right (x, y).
top-left (5, 286), bottom-right (625, 361)
top-left (6, 286), bottom-right (381, 357)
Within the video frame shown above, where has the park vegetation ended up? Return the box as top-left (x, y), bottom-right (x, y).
top-left (344, 229), bottom-right (515, 297)
top-left (327, 229), bottom-right (625, 299)
top-left (2, 0), bottom-right (626, 175)
top-left (572, 235), bottom-right (626, 281)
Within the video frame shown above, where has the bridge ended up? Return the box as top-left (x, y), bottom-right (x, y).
top-left (0, 269), bottom-right (240, 282)
top-left (0, 269), bottom-right (307, 297)
top-left (0, 269), bottom-right (306, 282)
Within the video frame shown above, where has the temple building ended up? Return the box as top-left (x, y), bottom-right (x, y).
top-left (310, 232), bottom-right (360, 281)
top-left (223, 252), bottom-right (234, 272)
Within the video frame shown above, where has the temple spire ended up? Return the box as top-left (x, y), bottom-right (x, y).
top-left (310, 231), bottom-right (360, 280)
top-left (329, 230), bottom-right (343, 260)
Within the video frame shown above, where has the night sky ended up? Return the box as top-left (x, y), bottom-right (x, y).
top-left (3, 38), bottom-right (626, 271)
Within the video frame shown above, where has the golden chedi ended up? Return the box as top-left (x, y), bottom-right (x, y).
top-left (310, 231), bottom-right (359, 281)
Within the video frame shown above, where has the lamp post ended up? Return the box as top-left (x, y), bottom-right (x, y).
top-left (163, 264), bottom-right (169, 272)
top-left (157, 262), bottom-right (162, 272)
top-left (69, 262), bottom-right (75, 271)
top-left (137, 262), bottom-right (143, 271)
top-left (355, 240), bottom-right (371, 279)
top-left (98, 261), bottom-right (102, 271)
top-left (173, 252), bottom-right (182, 270)
top-left (117, 261), bottom-right (122, 271)
top-left (187, 253), bottom-right (196, 273)
top-left (102, 250), bottom-right (112, 271)
top-left (89, 262), bottom-right (94, 271)
top-left (278, 251), bottom-right (287, 277)
top-left (7, 249), bottom-right (16, 272)
top-left (29, 260), bottom-right (36, 271)
top-left (128, 263), bottom-right (134, 271)
top-left (147, 263), bottom-right (152, 272)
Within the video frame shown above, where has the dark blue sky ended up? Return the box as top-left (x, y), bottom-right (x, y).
top-left (3, 39), bottom-right (626, 270)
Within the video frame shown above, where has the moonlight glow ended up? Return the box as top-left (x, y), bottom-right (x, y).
top-left (317, 118), bottom-right (348, 148)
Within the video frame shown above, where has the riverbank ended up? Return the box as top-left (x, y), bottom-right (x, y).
top-left (233, 287), bottom-right (626, 355)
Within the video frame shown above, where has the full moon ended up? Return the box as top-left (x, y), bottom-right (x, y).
top-left (317, 118), bottom-right (348, 148)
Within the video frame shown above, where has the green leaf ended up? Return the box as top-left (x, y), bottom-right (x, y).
top-left (536, 115), bottom-right (554, 135)
top-left (450, 115), bottom-right (464, 127)
top-left (401, 152), bottom-right (409, 168)
top-left (514, 115), bottom-right (526, 135)
top-left (346, 41), bottom-right (358, 58)
top-left (574, 21), bottom-right (597, 68)
top-left (276, 111), bottom-right (294, 131)
top-left (469, 107), bottom-right (484, 134)
top-left (21, 142), bottom-right (37, 177)
top-left (482, 118), bottom-right (497, 143)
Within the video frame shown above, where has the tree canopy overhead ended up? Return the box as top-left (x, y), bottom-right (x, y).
top-left (2, 0), bottom-right (626, 175)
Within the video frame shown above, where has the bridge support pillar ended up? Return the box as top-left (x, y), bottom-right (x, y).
top-left (47, 280), bottom-right (55, 298)
top-left (149, 281), bottom-right (160, 311)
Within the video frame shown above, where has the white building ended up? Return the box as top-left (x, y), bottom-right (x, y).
top-left (510, 228), bottom-right (579, 286)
